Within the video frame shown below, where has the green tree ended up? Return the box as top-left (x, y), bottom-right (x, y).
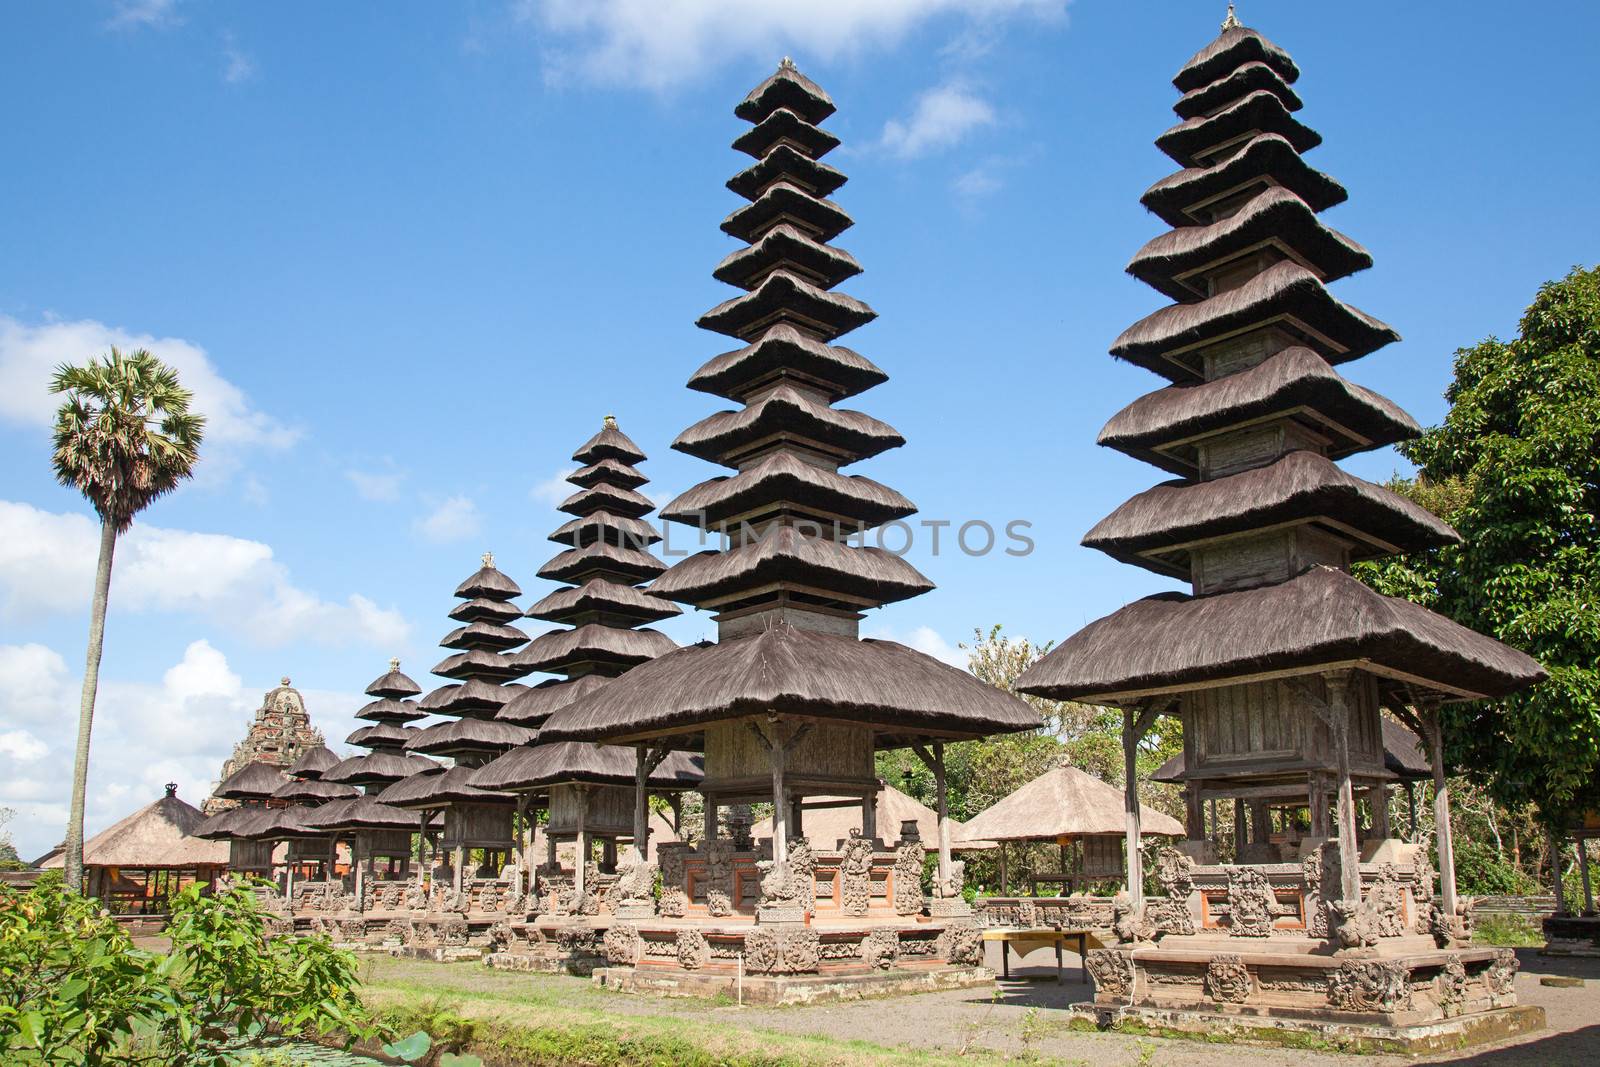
top-left (1357, 265), bottom-right (1600, 825)
top-left (50, 348), bottom-right (204, 893)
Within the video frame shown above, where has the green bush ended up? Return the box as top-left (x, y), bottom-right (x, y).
top-left (0, 879), bottom-right (372, 1065)
top-left (1453, 841), bottom-right (1539, 896)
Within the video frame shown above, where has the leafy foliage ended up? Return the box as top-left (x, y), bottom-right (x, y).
top-left (49, 347), bottom-right (205, 534)
top-left (0, 880), bottom-right (371, 1065)
top-left (1356, 265), bottom-right (1600, 823)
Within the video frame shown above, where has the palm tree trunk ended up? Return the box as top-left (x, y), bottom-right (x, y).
top-left (64, 519), bottom-right (117, 894)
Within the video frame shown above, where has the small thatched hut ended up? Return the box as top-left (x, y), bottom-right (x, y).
top-left (38, 784), bottom-right (228, 912)
top-left (751, 782), bottom-right (996, 853)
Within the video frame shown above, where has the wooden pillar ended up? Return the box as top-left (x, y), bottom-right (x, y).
top-left (601, 837), bottom-right (617, 872)
top-left (451, 841), bottom-right (465, 898)
top-left (1184, 783), bottom-right (1204, 841)
top-left (703, 794), bottom-right (718, 845)
top-left (546, 825), bottom-right (558, 869)
top-left (1326, 674), bottom-right (1362, 904)
top-left (1368, 785), bottom-right (1392, 841)
top-left (285, 855), bottom-right (296, 903)
top-left (1250, 800), bottom-right (1272, 846)
top-left (1579, 838), bottom-right (1595, 915)
top-left (790, 795), bottom-right (805, 840)
top-left (418, 813), bottom-right (431, 895)
top-left (861, 789), bottom-right (877, 841)
top-left (574, 785), bottom-right (590, 905)
top-left (1232, 801), bottom-right (1248, 855)
top-left (771, 732), bottom-right (789, 867)
top-left (633, 747), bottom-right (651, 860)
top-left (1550, 829), bottom-right (1568, 915)
top-left (352, 836), bottom-right (366, 913)
top-left (513, 794), bottom-right (529, 895)
top-left (1405, 782), bottom-right (1419, 843)
top-left (1422, 706), bottom-right (1458, 918)
top-left (999, 842), bottom-right (1009, 895)
top-left (934, 742), bottom-right (952, 892)
top-left (1121, 703), bottom-right (1153, 909)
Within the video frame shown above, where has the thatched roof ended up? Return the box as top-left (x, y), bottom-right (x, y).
top-left (440, 620), bottom-right (530, 652)
top-left (1083, 450), bottom-right (1460, 576)
top-left (449, 596), bottom-right (527, 623)
top-left (365, 663), bottom-right (422, 699)
top-left (193, 804), bottom-right (269, 841)
top-left (321, 751), bottom-right (439, 787)
top-left (469, 741), bottom-right (704, 792)
top-left (38, 787), bottom-right (228, 869)
top-left (673, 385), bottom-right (903, 464)
top-left (1098, 346), bottom-right (1418, 476)
top-left (237, 807), bottom-right (327, 841)
top-left (573, 422), bottom-right (647, 465)
top-left (271, 778), bottom-right (359, 804)
top-left (548, 511), bottom-right (662, 548)
top-left (537, 542), bottom-right (667, 585)
top-left (558, 483), bottom-right (655, 520)
top-left (697, 270), bottom-right (875, 343)
top-left (345, 722), bottom-right (414, 748)
top-left (714, 222), bottom-right (862, 293)
top-left (453, 563), bottom-right (522, 600)
top-left (417, 678), bottom-right (526, 716)
top-left (403, 716), bottom-right (537, 756)
top-left (538, 621), bottom-right (1042, 749)
top-left (377, 766), bottom-right (515, 810)
top-left (569, 458), bottom-right (648, 490)
top-left (956, 766), bottom-right (1184, 844)
top-left (1156, 88), bottom-right (1318, 167)
top-left (430, 649), bottom-right (528, 683)
top-left (214, 762), bottom-right (290, 801)
top-left (1015, 566), bottom-right (1547, 704)
top-left (648, 526), bottom-right (933, 610)
top-left (286, 744), bottom-right (341, 779)
top-left (1174, 24), bottom-right (1298, 92)
top-left (496, 675), bottom-right (613, 727)
top-left (731, 107), bottom-right (840, 160)
top-left (661, 451), bottom-right (916, 529)
top-left (688, 323), bottom-right (886, 404)
top-left (727, 149), bottom-right (848, 207)
top-left (1154, 716), bottom-right (1432, 786)
top-left (736, 60), bottom-right (835, 125)
top-left (511, 624), bottom-right (677, 675)
top-left (1111, 260), bottom-right (1400, 381)
top-left (1175, 60), bottom-right (1301, 120)
top-left (525, 577), bottom-right (681, 625)
top-left (1141, 133), bottom-right (1346, 229)
top-left (354, 696), bottom-right (427, 723)
top-left (297, 796), bottom-right (420, 833)
top-left (751, 782), bottom-right (997, 851)
top-left (722, 182), bottom-right (852, 245)
top-left (1128, 186), bottom-right (1370, 301)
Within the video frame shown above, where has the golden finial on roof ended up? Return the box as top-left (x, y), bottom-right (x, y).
top-left (389, 657), bottom-right (400, 672)
top-left (603, 414), bottom-right (617, 429)
top-left (780, 56), bottom-right (795, 70)
top-left (482, 550), bottom-right (494, 568)
top-left (280, 676), bottom-right (291, 686)
top-left (1221, 3), bottom-right (1241, 30)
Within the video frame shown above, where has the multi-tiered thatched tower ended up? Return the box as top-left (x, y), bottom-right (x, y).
top-left (539, 59), bottom-right (1037, 1002)
top-left (1016, 11), bottom-right (1545, 1042)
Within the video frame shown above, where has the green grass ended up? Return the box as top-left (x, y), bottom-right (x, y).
top-left (1472, 914), bottom-right (1544, 947)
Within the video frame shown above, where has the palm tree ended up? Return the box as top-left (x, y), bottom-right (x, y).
top-left (50, 347), bottom-right (204, 892)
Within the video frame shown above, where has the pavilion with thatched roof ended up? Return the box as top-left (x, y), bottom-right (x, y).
top-left (1012, 10), bottom-right (1544, 1040)
top-left (957, 765), bottom-right (1182, 896)
top-left (39, 784), bottom-right (228, 913)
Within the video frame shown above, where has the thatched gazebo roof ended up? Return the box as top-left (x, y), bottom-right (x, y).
top-left (38, 785), bottom-right (228, 869)
top-left (956, 765), bottom-right (1183, 845)
top-left (751, 783), bottom-right (996, 851)
top-left (468, 741), bottom-right (702, 793)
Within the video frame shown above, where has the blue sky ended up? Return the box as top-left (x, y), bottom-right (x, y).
top-left (1, 0), bottom-right (1595, 858)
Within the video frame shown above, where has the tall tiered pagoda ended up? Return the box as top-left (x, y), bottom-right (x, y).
top-left (205, 678), bottom-right (324, 814)
top-left (469, 421), bottom-right (698, 971)
top-left (539, 59), bottom-right (1038, 1001)
top-left (1016, 10), bottom-right (1545, 1041)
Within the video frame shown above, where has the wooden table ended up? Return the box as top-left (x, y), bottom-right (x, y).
top-left (982, 927), bottom-right (1101, 985)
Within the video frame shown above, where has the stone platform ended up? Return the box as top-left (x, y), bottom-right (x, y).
top-left (1542, 915), bottom-right (1600, 957)
top-left (1070, 1001), bottom-right (1545, 1054)
top-left (594, 961), bottom-right (994, 1006)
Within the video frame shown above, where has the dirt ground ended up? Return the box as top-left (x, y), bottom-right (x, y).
top-left (360, 943), bottom-right (1600, 1065)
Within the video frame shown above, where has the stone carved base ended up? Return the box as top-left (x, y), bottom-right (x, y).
top-left (928, 898), bottom-right (973, 918)
top-left (757, 905), bottom-right (808, 925)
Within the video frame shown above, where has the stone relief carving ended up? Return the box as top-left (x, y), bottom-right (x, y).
top-left (1302, 843), bottom-right (1339, 938)
top-left (935, 860), bottom-right (965, 900)
top-left (1412, 849), bottom-right (1436, 935)
top-left (1437, 954), bottom-right (1467, 1013)
top-left (1330, 898), bottom-right (1381, 950)
top-left (1366, 863), bottom-right (1405, 938)
top-left (860, 928), bottom-right (900, 970)
top-left (1226, 866), bottom-right (1277, 937)
top-left (603, 923), bottom-right (639, 965)
top-left (1114, 897), bottom-right (1158, 944)
top-left (893, 836), bottom-right (926, 916)
top-left (702, 840), bottom-right (736, 917)
top-left (676, 929), bottom-right (710, 971)
top-left (1205, 954), bottom-right (1252, 1004)
top-left (1150, 847), bottom-right (1196, 936)
top-left (744, 927), bottom-right (821, 974)
top-left (1326, 960), bottom-right (1412, 1013)
top-left (839, 834), bottom-right (875, 917)
top-left (1484, 948), bottom-right (1518, 997)
top-left (658, 847), bottom-right (688, 918)
top-left (936, 923), bottom-right (983, 967)
top-left (441, 917), bottom-right (469, 947)
top-left (1086, 949), bottom-right (1136, 1000)
top-left (615, 851), bottom-right (658, 913)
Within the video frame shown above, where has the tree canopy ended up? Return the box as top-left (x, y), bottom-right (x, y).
top-left (1358, 264), bottom-right (1600, 824)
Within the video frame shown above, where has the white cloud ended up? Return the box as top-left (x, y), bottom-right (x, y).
top-left (414, 495), bottom-right (482, 544)
top-left (0, 500), bottom-right (411, 648)
top-left (0, 313), bottom-right (298, 452)
top-left (106, 0), bottom-right (181, 30)
top-left (221, 33), bottom-right (256, 84)
top-left (531, 467), bottom-right (579, 505)
top-left (953, 164), bottom-right (1004, 199)
top-left (881, 82), bottom-right (996, 158)
top-left (346, 467), bottom-right (407, 503)
top-left (0, 639), bottom-right (367, 861)
top-left (517, 0), bottom-right (1067, 90)
top-left (865, 623), bottom-right (969, 668)
top-left (0, 643), bottom-right (74, 723)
